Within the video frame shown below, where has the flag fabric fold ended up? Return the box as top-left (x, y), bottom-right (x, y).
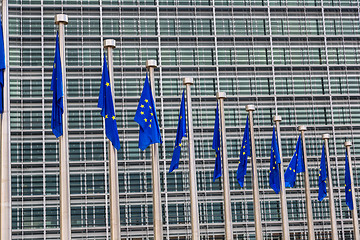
top-left (134, 73), bottom-right (162, 150)
top-left (97, 53), bottom-right (121, 151)
top-left (318, 144), bottom-right (327, 201)
top-left (169, 91), bottom-right (186, 173)
top-left (0, 17), bottom-right (5, 114)
top-left (51, 32), bottom-right (63, 138)
top-left (284, 135), bottom-right (304, 187)
top-left (345, 151), bottom-right (353, 210)
top-left (212, 102), bottom-right (221, 181)
top-left (237, 116), bottom-right (250, 187)
top-left (269, 126), bottom-right (281, 194)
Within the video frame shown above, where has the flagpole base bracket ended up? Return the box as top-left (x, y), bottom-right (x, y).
top-left (146, 60), bottom-right (157, 68)
top-left (273, 115), bottom-right (282, 122)
top-left (246, 105), bottom-right (255, 112)
top-left (345, 141), bottom-right (352, 147)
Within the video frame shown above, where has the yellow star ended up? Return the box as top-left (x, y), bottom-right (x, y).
top-left (243, 152), bottom-right (245, 155)
top-left (145, 99), bottom-right (148, 103)
top-left (149, 124), bottom-right (151, 128)
top-left (349, 189), bottom-right (351, 192)
top-left (293, 169), bottom-right (295, 172)
top-left (149, 106), bottom-right (152, 109)
top-left (273, 167), bottom-right (275, 169)
top-left (144, 118), bottom-right (148, 122)
top-left (112, 116), bottom-right (115, 120)
top-left (151, 112), bottom-right (154, 116)
top-left (319, 174), bottom-right (321, 176)
top-left (345, 184), bottom-right (347, 187)
top-left (140, 111), bottom-right (144, 115)
top-left (105, 115), bottom-right (108, 119)
top-left (215, 154), bottom-right (217, 157)
top-left (140, 104), bottom-right (144, 108)
top-left (217, 147), bottom-right (219, 151)
top-left (289, 167), bottom-right (292, 170)
top-left (243, 146), bottom-right (245, 149)
top-left (325, 181), bottom-right (326, 183)
top-left (106, 82), bottom-right (110, 87)
top-left (180, 116), bottom-right (182, 119)
top-left (150, 119), bottom-right (152, 122)
top-left (179, 143), bottom-right (182, 147)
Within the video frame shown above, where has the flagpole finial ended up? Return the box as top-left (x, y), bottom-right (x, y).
top-left (55, 14), bottom-right (68, 25)
top-left (273, 115), bottom-right (282, 122)
top-left (246, 104), bottom-right (255, 112)
top-left (298, 125), bottom-right (307, 131)
top-left (183, 77), bottom-right (193, 85)
top-left (146, 59), bottom-right (157, 68)
top-left (104, 39), bottom-right (116, 48)
top-left (216, 92), bottom-right (226, 99)
top-left (322, 134), bottom-right (330, 140)
top-left (345, 141), bottom-right (352, 147)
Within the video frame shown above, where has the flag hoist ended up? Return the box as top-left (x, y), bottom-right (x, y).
top-left (273, 116), bottom-right (290, 240)
top-left (98, 39), bottom-right (121, 240)
top-left (321, 134), bottom-right (338, 240)
top-left (53, 14), bottom-right (71, 240)
top-left (0, 0), bottom-right (11, 238)
top-left (344, 141), bottom-right (360, 239)
top-left (217, 92), bottom-right (233, 240)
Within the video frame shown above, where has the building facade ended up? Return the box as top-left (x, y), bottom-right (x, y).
top-left (7, 0), bottom-right (360, 239)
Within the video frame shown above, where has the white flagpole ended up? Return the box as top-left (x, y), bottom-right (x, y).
top-left (0, 0), bottom-right (11, 238)
top-left (55, 14), bottom-right (71, 240)
top-left (183, 77), bottom-right (200, 239)
top-left (344, 141), bottom-right (360, 240)
top-left (322, 134), bottom-right (338, 240)
top-left (298, 126), bottom-right (315, 240)
top-left (104, 39), bottom-right (121, 240)
top-left (217, 92), bottom-right (233, 240)
top-left (146, 60), bottom-right (163, 240)
top-left (246, 105), bottom-right (262, 240)
top-left (273, 116), bottom-right (290, 240)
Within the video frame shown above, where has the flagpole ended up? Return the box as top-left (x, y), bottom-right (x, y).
top-left (344, 141), bottom-right (360, 240)
top-left (146, 59), bottom-right (163, 240)
top-left (217, 92), bottom-right (233, 240)
top-left (298, 126), bottom-right (315, 240)
top-left (322, 134), bottom-right (338, 240)
top-left (55, 14), bottom-right (71, 240)
top-left (183, 77), bottom-right (200, 240)
top-left (104, 39), bottom-right (121, 240)
top-left (273, 116), bottom-right (290, 240)
top-left (0, 0), bottom-right (11, 238)
top-left (246, 105), bottom-right (262, 240)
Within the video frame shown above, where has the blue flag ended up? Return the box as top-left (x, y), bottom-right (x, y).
top-left (284, 135), bottom-right (304, 187)
top-left (212, 102), bottom-right (221, 181)
top-left (0, 17), bottom-right (5, 114)
top-left (269, 127), bottom-right (281, 194)
top-left (169, 91), bottom-right (187, 173)
top-left (345, 151), bottom-right (353, 210)
top-left (51, 32), bottom-right (63, 138)
top-left (134, 73), bottom-right (162, 150)
top-left (318, 144), bottom-right (327, 201)
top-left (97, 54), bottom-right (121, 151)
top-left (237, 116), bottom-right (250, 187)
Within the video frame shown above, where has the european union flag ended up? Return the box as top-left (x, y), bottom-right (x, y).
top-left (134, 73), bottom-right (162, 150)
top-left (169, 91), bottom-right (187, 173)
top-left (318, 144), bottom-right (327, 201)
top-left (51, 32), bottom-right (63, 138)
top-left (269, 127), bottom-right (281, 194)
top-left (0, 17), bottom-right (5, 114)
top-left (212, 102), bottom-right (221, 182)
top-left (97, 53), bottom-right (121, 151)
top-left (237, 116), bottom-right (250, 187)
top-left (284, 135), bottom-right (304, 187)
top-left (345, 151), bottom-right (353, 210)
